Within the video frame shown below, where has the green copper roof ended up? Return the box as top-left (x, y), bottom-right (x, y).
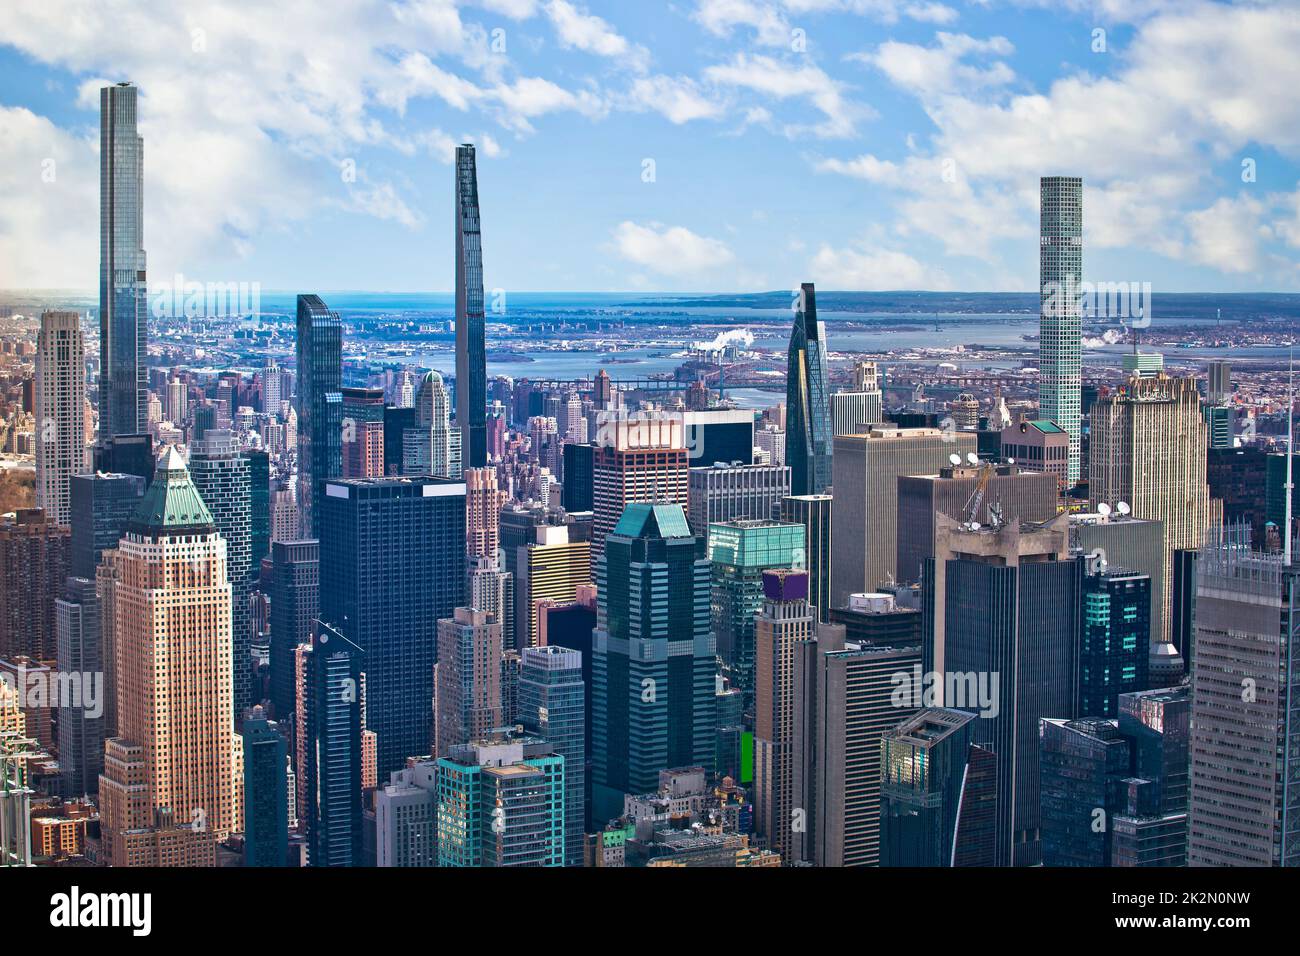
top-left (612, 502), bottom-right (693, 540)
top-left (128, 445), bottom-right (216, 535)
top-left (1027, 420), bottom-right (1064, 433)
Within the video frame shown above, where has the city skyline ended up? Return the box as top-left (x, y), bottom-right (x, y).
top-left (5, 2), bottom-right (1300, 295)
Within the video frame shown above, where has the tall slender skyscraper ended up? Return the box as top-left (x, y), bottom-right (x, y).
top-left (455, 144), bottom-right (487, 469)
top-left (1038, 176), bottom-right (1083, 482)
top-left (269, 540), bottom-right (319, 723)
top-left (99, 82), bottom-right (148, 442)
top-left (98, 448), bottom-right (238, 865)
top-left (295, 294), bottom-right (343, 538)
top-left (518, 644), bottom-right (585, 866)
top-left (786, 283), bottom-right (833, 495)
top-left (305, 622), bottom-right (363, 867)
top-left (35, 311), bottom-right (91, 526)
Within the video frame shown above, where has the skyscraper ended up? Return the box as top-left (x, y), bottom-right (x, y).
top-left (753, 569), bottom-right (815, 862)
top-left (304, 622), bottom-right (363, 867)
top-left (1089, 374), bottom-right (1213, 643)
top-left (786, 282), bottom-right (833, 495)
top-left (68, 472), bottom-right (144, 579)
top-left (241, 707), bottom-right (289, 867)
top-left (1188, 532), bottom-right (1300, 866)
top-left (1038, 175), bottom-right (1083, 482)
top-left (269, 540), bottom-right (319, 724)
top-left (98, 448), bottom-right (238, 865)
top-left (295, 294), bottom-right (342, 538)
top-left (188, 429), bottom-right (253, 719)
top-left (435, 607), bottom-right (503, 757)
top-left (404, 371), bottom-right (458, 478)
top-left (708, 519), bottom-right (806, 709)
top-left (35, 311), bottom-right (91, 525)
top-left (55, 576), bottom-right (104, 797)
top-left (592, 503), bottom-right (716, 822)
top-left (687, 462), bottom-right (790, 537)
top-left (455, 144), bottom-right (487, 469)
top-left (1078, 564), bottom-right (1150, 719)
top-left (924, 513), bottom-right (1080, 867)
top-left (99, 82), bottom-right (148, 442)
top-left (319, 476), bottom-right (466, 777)
top-left (514, 523), bottom-right (591, 650)
top-left (519, 644), bottom-right (585, 866)
top-left (592, 413), bottom-right (688, 560)
top-left (0, 510), bottom-right (69, 661)
top-left (464, 466), bottom-right (505, 561)
top-left (781, 493), bottom-right (832, 623)
top-left (1039, 717), bottom-right (1129, 866)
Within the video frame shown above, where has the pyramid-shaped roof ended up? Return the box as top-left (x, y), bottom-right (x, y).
top-left (612, 502), bottom-right (692, 540)
top-left (128, 445), bottom-right (216, 536)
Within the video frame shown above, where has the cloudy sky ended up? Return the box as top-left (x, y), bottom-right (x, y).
top-left (2, 0), bottom-right (1300, 293)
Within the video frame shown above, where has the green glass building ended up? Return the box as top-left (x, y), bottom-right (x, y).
top-left (708, 519), bottom-right (806, 711)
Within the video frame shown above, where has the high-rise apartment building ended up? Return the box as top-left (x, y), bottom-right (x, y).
top-left (455, 144), bottom-right (487, 469)
top-left (99, 82), bottom-right (148, 441)
top-left (98, 448), bottom-right (238, 865)
top-left (241, 707), bottom-right (289, 867)
top-left (464, 466), bottom-right (505, 561)
top-left (519, 644), bottom-right (586, 866)
top-left (435, 607), bottom-right (503, 757)
top-left (1038, 175), bottom-right (1083, 482)
top-left (753, 570), bottom-right (815, 862)
top-left (269, 539), bottom-right (319, 724)
top-left (341, 387), bottom-right (385, 479)
top-left (592, 504), bottom-right (716, 822)
top-left (35, 311), bottom-right (91, 525)
top-left (295, 294), bottom-right (343, 538)
top-left (55, 576), bottom-right (104, 797)
top-left (0, 510), bottom-right (69, 661)
top-left (786, 282), bottom-right (833, 495)
top-left (375, 760), bottom-right (438, 867)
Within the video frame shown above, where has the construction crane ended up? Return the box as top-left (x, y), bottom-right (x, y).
top-left (959, 452), bottom-right (997, 529)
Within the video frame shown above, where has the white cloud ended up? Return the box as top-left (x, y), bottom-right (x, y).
top-left (611, 221), bottom-right (736, 276)
top-left (545, 1), bottom-right (650, 73)
top-left (627, 75), bottom-right (725, 124)
top-left (809, 239), bottom-right (953, 290)
top-left (852, 32), bottom-right (1014, 98)
top-left (704, 53), bottom-right (869, 138)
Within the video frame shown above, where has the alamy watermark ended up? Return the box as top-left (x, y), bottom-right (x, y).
top-left (0, 667), bottom-right (103, 719)
top-left (1041, 277), bottom-right (1152, 327)
top-left (890, 666), bottom-right (1000, 719)
top-left (150, 273), bottom-right (261, 319)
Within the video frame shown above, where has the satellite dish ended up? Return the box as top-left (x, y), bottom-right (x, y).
top-left (1116, 501), bottom-right (1131, 516)
top-left (1097, 502), bottom-right (1112, 518)
top-left (949, 453), bottom-right (962, 466)
top-left (1007, 457), bottom-right (1015, 466)
top-left (966, 452), bottom-right (979, 465)
top-left (968, 521), bottom-right (982, 531)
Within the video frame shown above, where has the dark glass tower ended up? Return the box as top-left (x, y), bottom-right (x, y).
top-left (591, 503), bottom-right (716, 823)
top-left (99, 82), bottom-right (148, 441)
top-left (295, 294), bottom-right (343, 538)
top-left (269, 539), bottom-right (319, 723)
top-left (241, 708), bottom-right (289, 867)
top-left (68, 472), bottom-right (144, 578)
top-left (785, 282), bottom-right (832, 495)
top-left (319, 476), bottom-right (466, 777)
top-left (305, 622), bottom-right (363, 867)
top-left (455, 145), bottom-right (487, 469)
top-left (1079, 564), bottom-right (1150, 718)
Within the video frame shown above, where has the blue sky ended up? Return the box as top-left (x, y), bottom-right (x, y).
top-left (2, 0), bottom-right (1300, 293)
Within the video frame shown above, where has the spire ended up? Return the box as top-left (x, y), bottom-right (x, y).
top-left (128, 444), bottom-right (216, 535)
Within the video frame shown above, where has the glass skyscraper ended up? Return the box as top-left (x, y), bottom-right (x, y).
top-left (319, 476), bottom-right (466, 777)
top-left (519, 645), bottom-right (586, 866)
top-left (99, 82), bottom-right (148, 441)
top-left (455, 144), bottom-right (487, 469)
top-left (592, 503), bottom-right (717, 823)
top-left (1038, 176), bottom-right (1083, 482)
top-left (305, 622), bottom-right (363, 867)
top-left (295, 294), bottom-right (343, 538)
top-left (785, 282), bottom-right (833, 496)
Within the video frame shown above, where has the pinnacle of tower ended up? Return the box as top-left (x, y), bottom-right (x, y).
top-left (128, 444), bottom-right (217, 535)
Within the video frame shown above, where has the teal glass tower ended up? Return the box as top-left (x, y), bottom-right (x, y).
top-left (295, 294), bottom-right (343, 537)
top-left (786, 282), bottom-right (833, 495)
top-left (591, 503), bottom-right (717, 823)
top-left (708, 519), bottom-right (806, 711)
top-left (519, 645), bottom-right (585, 866)
top-left (1038, 176), bottom-right (1083, 482)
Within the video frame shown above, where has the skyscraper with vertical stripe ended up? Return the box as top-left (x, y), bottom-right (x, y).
top-left (786, 283), bottom-right (833, 496)
top-left (1038, 176), bottom-right (1083, 483)
top-left (99, 82), bottom-right (148, 441)
top-left (455, 145), bottom-right (487, 469)
top-left (295, 294), bottom-right (342, 538)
